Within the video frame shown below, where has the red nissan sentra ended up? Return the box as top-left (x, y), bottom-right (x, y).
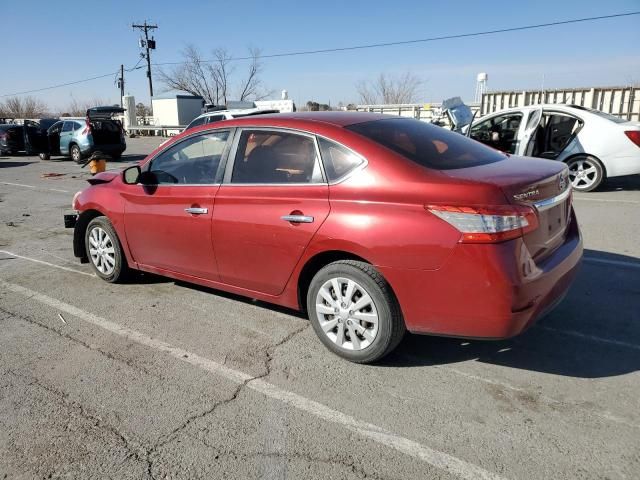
top-left (67, 112), bottom-right (582, 363)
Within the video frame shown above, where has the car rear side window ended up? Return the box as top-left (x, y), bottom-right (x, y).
top-left (148, 131), bottom-right (229, 184)
top-left (231, 130), bottom-right (324, 184)
top-left (317, 137), bottom-right (364, 181)
top-left (62, 121), bottom-right (74, 132)
top-left (187, 116), bottom-right (206, 129)
top-left (347, 118), bottom-right (505, 170)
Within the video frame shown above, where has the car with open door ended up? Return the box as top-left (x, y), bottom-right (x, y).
top-left (468, 104), bottom-right (640, 191)
top-left (23, 118), bottom-right (59, 156)
top-left (36, 107), bottom-right (126, 162)
top-left (66, 112), bottom-right (582, 363)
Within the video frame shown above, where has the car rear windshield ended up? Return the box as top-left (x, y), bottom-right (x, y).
top-left (346, 118), bottom-right (506, 170)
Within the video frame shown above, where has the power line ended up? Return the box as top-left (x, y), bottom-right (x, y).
top-left (155, 11), bottom-right (640, 65)
top-left (1, 11), bottom-right (638, 98)
top-left (0, 71), bottom-right (118, 98)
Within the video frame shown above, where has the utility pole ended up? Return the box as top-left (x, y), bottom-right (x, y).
top-left (132, 21), bottom-right (157, 103)
top-left (117, 64), bottom-right (125, 107)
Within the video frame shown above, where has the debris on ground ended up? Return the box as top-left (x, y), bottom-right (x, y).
top-left (58, 313), bottom-right (66, 324)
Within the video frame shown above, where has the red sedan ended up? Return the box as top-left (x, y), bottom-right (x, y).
top-left (68, 112), bottom-right (582, 363)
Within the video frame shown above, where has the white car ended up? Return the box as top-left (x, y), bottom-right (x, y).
top-left (468, 104), bottom-right (640, 191)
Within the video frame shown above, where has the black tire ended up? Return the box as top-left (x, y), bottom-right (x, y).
top-left (70, 144), bottom-right (83, 164)
top-left (84, 217), bottom-right (129, 283)
top-left (307, 260), bottom-right (405, 363)
top-left (566, 155), bottom-right (605, 192)
top-left (39, 153), bottom-right (51, 160)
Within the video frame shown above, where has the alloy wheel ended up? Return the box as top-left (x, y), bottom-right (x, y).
top-left (71, 146), bottom-right (81, 162)
top-left (568, 158), bottom-right (598, 190)
top-left (315, 277), bottom-right (379, 351)
top-left (88, 226), bottom-right (116, 275)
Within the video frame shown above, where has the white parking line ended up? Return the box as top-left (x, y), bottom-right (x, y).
top-left (0, 278), bottom-right (504, 480)
top-left (0, 181), bottom-right (70, 194)
top-left (0, 250), bottom-right (94, 277)
top-left (583, 256), bottom-right (640, 270)
top-left (573, 195), bottom-right (640, 205)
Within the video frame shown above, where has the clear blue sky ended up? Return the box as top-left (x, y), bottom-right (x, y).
top-left (1, 0), bottom-right (639, 111)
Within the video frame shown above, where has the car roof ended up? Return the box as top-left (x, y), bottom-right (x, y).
top-left (238, 111), bottom-right (391, 127)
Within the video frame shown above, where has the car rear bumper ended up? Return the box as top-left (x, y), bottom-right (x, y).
top-left (379, 208), bottom-right (583, 339)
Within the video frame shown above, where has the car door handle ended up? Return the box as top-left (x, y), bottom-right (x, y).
top-left (185, 207), bottom-right (208, 215)
top-left (281, 214), bottom-right (314, 223)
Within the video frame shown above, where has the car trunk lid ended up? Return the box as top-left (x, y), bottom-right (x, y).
top-left (442, 156), bottom-right (572, 260)
top-left (86, 107), bottom-right (125, 146)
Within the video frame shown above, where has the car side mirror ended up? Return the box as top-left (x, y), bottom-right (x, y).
top-left (123, 165), bottom-right (141, 185)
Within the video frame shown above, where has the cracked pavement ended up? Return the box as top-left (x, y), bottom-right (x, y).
top-left (1, 140), bottom-right (639, 479)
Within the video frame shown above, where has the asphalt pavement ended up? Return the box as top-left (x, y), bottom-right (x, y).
top-left (1, 138), bottom-right (639, 479)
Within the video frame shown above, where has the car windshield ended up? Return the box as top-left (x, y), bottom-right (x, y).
top-left (346, 118), bottom-right (506, 170)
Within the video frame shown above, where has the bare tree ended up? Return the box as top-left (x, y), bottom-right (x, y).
top-left (0, 96), bottom-right (50, 118)
top-left (157, 44), bottom-right (271, 104)
top-left (356, 72), bottom-right (423, 105)
top-left (62, 97), bottom-right (113, 117)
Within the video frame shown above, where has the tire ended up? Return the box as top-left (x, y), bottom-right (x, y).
top-left (566, 155), bottom-right (605, 192)
top-left (70, 144), bottom-right (83, 164)
top-left (307, 260), bottom-right (405, 363)
top-left (85, 217), bottom-right (129, 283)
top-left (39, 153), bottom-right (51, 160)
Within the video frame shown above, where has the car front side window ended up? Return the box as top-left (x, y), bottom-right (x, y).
top-left (148, 131), bottom-right (229, 184)
top-left (230, 130), bottom-right (324, 184)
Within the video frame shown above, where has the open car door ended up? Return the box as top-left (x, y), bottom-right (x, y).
top-left (23, 119), bottom-right (58, 155)
top-left (441, 97), bottom-right (475, 133)
top-left (521, 108), bottom-right (542, 156)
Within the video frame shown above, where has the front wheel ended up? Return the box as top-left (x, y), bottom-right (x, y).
top-left (70, 144), bottom-right (83, 164)
top-left (307, 260), bottom-right (405, 363)
top-left (39, 153), bottom-right (51, 160)
top-left (566, 156), bottom-right (604, 192)
top-left (85, 217), bottom-right (129, 282)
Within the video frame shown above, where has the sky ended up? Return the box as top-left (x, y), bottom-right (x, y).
top-left (1, 0), bottom-right (639, 112)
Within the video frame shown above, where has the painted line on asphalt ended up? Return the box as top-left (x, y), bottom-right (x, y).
top-left (0, 250), bottom-right (95, 278)
top-left (0, 181), bottom-right (70, 194)
top-left (573, 195), bottom-right (640, 205)
top-left (0, 278), bottom-right (504, 480)
top-left (537, 325), bottom-right (640, 352)
top-left (431, 364), bottom-right (640, 430)
top-left (583, 256), bottom-right (640, 270)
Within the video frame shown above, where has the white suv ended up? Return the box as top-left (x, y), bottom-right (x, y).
top-left (185, 107), bottom-right (278, 131)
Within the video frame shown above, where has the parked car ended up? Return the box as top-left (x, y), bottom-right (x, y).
top-left (467, 104), bottom-right (640, 191)
top-left (185, 106), bottom-right (279, 131)
top-left (35, 107), bottom-right (126, 162)
top-left (0, 124), bottom-right (24, 155)
top-left (66, 112), bottom-right (582, 363)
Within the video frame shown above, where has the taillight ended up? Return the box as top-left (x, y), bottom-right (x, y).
top-left (624, 130), bottom-right (640, 148)
top-left (426, 204), bottom-right (539, 243)
top-left (82, 118), bottom-right (91, 135)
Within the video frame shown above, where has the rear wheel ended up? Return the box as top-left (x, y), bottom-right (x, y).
top-left (39, 153), bottom-right (50, 160)
top-left (85, 217), bottom-right (129, 283)
top-left (566, 155), bottom-right (604, 192)
top-left (307, 260), bottom-right (405, 363)
top-left (70, 144), bottom-right (83, 164)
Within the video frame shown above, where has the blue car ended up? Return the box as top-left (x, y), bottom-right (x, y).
top-left (36, 107), bottom-right (126, 162)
